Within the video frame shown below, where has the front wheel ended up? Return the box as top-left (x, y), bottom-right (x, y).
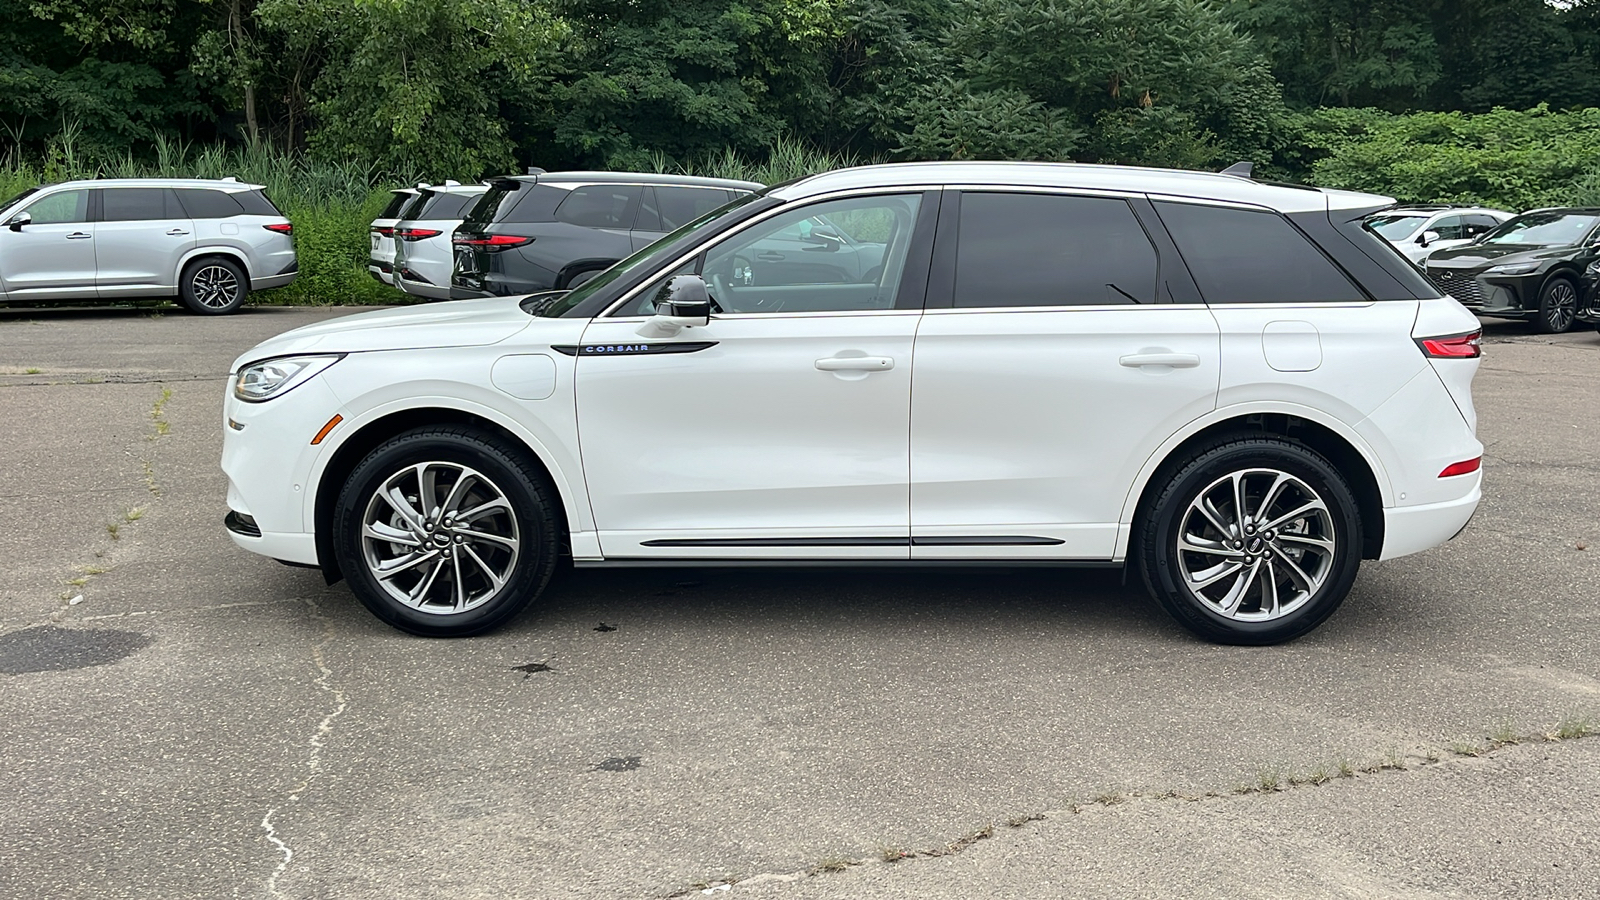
top-left (1136, 439), bottom-right (1363, 645)
top-left (1533, 276), bottom-right (1578, 334)
top-left (333, 427), bottom-right (560, 636)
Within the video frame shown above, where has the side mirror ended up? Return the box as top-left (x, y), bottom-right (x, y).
top-left (1419, 230), bottom-right (1441, 247)
top-left (637, 274), bottom-right (712, 338)
top-left (6, 212), bottom-right (30, 232)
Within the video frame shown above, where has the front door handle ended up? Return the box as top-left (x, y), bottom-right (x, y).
top-left (1119, 351), bottom-right (1201, 369)
top-left (66, 232), bottom-right (91, 240)
top-left (816, 356), bottom-right (894, 372)
top-left (166, 228), bottom-right (189, 236)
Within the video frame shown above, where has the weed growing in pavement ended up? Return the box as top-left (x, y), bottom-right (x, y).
top-left (1490, 723), bottom-right (1521, 745)
top-left (1007, 813), bottom-right (1045, 828)
top-left (124, 506), bottom-right (145, 522)
top-left (1450, 739), bottom-right (1485, 757)
top-left (879, 845), bottom-right (912, 863)
top-left (106, 522), bottom-right (119, 540)
top-left (1093, 790), bottom-right (1128, 806)
top-left (810, 858), bottom-right (853, 875)
top-left (25, 367), bottom-right (39, 374)
top-left (1553, 716), bottom-right (1595, 739)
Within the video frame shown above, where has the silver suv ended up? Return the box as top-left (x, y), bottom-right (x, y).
top-left (0, 178), bottom-right (296, 314)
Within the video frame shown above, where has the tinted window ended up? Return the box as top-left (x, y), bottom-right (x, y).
top-left (655, 187), bottom-right (732, 231)
top-left (379, 192), bottom-right (413, 219)
top-left (102, 188), bottom-right (178, 222)
top-left (175, 188), bottom-right (246, 219)
top-left (554, 184), bottom-right (641, 228)
top-left (22, 190), bottom-right (88, 224)
top-left (953, 193), bottom-right (1158, 307)
top-left (236, 190), bottom-right (280, 216)
top-left (1464, 215), bottom-right (1500, 236)
top-left (485, 184), bottom-right (565, 224)
top-left (1432, 215), bottom-right (1465, 240)
top-left (405, 192), bottom-right (477, 220)
top-left (1155, 201), bottom-right (1365, 304)
top-left (1365, 213), bottom-right (1427, 240)
top-left (1482, 211), bottom-right (1599, 247)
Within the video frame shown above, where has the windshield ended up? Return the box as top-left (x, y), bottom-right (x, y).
top-left (1482, 211), bottom-right (1599, 247)
top-left (0, 187), bottom-right (41, 219)
top-left (1365, 213), bottom-right (1428, 240)
top-left (536, 192), bottom-right (763, 317)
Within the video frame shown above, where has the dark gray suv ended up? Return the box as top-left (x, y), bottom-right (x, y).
top-left (450, 171), bottom-right (761, 298)
top-left (0, 178), bottom-right (296, 314)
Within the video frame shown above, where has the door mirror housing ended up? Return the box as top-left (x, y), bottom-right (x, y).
top-left (1419, 230), bottom-right (1441, 247)
top-left (6, 212), bottom-right (30, 231)
top-left (637, 274), bottom-right (712, 338)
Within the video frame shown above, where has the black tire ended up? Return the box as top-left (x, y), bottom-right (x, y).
top-left (1135, 438), bottom-right (1363, 645)
top-left (333, 427), bottom-right (560, 637)
top-left (179, 256), bottom-right (249, 315)
top-left (1533, 276), bottom-right (1578, 334)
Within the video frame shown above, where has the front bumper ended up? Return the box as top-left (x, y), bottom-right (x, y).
top-left (1428, 269), bottom-right (1538, 318)
top-left (221, 376), bottom-right (344, 567)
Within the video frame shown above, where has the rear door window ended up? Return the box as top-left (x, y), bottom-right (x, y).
top-left (655, 187), bottom-right (732, 230)
top-left (102, 188), bottom-right (180, 222)
top-left (952, 192), bottom-right (1159, 307)
top-left (1431, 215), bottom-right (1466, 241)
top-left (1154, 201), bottom-right (1365, 304)
top-left (554, 185), bottom-right (642, 229)
top-left (378, 192), bottom-right (413, 219)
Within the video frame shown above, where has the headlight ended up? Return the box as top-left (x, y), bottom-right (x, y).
top-left (1485, 261), bottom-right (1540, 275)
top-left (234, 354), bottom-right (344, 403)
top-left (1586, 261), bottom-right (1600, 277)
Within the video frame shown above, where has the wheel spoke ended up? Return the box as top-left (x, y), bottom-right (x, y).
top-left (439, 472), bottom-right (476, 516)
top-left (1276, 531), bottom-right (1334, 553)
top-left (451, 553), bottom-right (467, 609)
top-left (1231, 471), bottom-right (1248, 525)
top-left (1198, 497), bottom-right (1235, 538)
top-left (408, 557), bottom-right (447, 604)
top-left (1186, 559), bottom-right (1244, 590)
top-left (462, 543), bottom-right (507, 591)
top-left (1261, 559), bottom-right (1281, 617)
top-left (375, 548), bottom-right (439, 580)
top-left (417, 464), bottom-right (438, 521)
top-left (1215, 558), bottom-right (1262, 616)
top-left (1256, 472), bottom-right (1294, 523)
top-left (1269, 544), bottom-right (1319, 592)
top-left (455, 526), bottom-right (518, 549)
top-left (1180, 534), bottom-right (1242, 557)
top-left (364, 521), bottom-right (419, 546)
top-left (458, 497), bottom-right (510, 522)
top-left (383, 485), bottom-right (426, 532)
top-left (1260, 499), bottom-right (1326, 534)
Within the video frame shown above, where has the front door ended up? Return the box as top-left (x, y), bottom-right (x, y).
top-left (0, 189), bottom-right (96, 300)
top-left (910, 190), bottom-right (1221, 560)
top-left (576, 192), bottom-right (933, 558)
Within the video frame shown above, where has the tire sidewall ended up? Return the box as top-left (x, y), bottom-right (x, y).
top-left (334, 429), bottom-right (557, 637)
top-left (180, 257), bottom-right (248, 315)
top-left (1140, 439), bottom-right (1363, 645)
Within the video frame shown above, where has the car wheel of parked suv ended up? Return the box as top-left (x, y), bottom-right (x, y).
top-left (333, 427), bottom-right (560, 637)
top-left (180, 257), bottom-right (249, 315)
top-left (1534, 276), bottom-right (1578, 334)
top-left (1137, 439), bottom-right (1363, 645)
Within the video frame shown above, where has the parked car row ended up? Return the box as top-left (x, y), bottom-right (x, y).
top-left (0, 178), bottom-right (296, 313)
top-left (1367, 203), bottom-right (1600, 333)
top-left (370, 171), bottom-right (761, 301)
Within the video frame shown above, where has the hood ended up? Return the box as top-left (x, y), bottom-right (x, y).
top-left (231, 297), bottom-right (535, 369)
top-left (1426, 243), bottom-right (1569, 269)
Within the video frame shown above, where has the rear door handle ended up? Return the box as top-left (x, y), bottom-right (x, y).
top-left (816, 356), bottom-right (894, 372)
top-left (66, 232), bottom-right (91, 240)
top-left (1119, 352), bottom-right (1201, 368)
top-left (166, 229), bottom-right (189, 236)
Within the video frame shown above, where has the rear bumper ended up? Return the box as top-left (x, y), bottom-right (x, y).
top-left (253, 271), bottom-right (297, 291)
top-left (1378, 476), bottom-right (1481, 560)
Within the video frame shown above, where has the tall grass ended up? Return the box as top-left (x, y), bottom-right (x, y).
top-left (652, 137), bottom-right (876, 185)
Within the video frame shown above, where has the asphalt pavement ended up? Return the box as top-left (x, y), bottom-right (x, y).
top-left (1, 302), bottom-right (1597, 899)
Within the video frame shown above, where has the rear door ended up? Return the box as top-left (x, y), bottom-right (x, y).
top-left (0, 189), bottom-right (96, 299)
top-left (909, 190), bottom-right (1220, 559)
top-left (95, 187), bottom-right (194, 297)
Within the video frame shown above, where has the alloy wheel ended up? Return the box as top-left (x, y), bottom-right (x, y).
top-left (1545, 281), bottom-right (1577, 332)
top-left (192, 265), bottom-right (241, 309)
top-left (1175, 468), bottom-right (1337, 621)
top-left (360, 461), bottom-right (521, 614)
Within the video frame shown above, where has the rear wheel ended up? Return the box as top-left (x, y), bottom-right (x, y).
top-left (1136, 439), bottom-right (1363, 645)
top-left (334, 427), bottom-right (560, 636)
top-left (179, 257), bottom-right (249, 314)
top-left (1533, 276), bottom-right (1577, 334)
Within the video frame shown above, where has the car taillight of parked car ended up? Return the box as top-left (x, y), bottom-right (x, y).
top-left (371, 226), bottom-right (394, 237)
top-left (1415, 330), bottom-right (1482, 359)
top-left (264, 223), bottom-right (293, 235)
top-left (452, 233), bottom-right (534, 251)
top-left (394, 228), bottom-right (443, 241)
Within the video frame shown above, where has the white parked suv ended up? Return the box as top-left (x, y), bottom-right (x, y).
top-left (1366, 205), bottom-right (1514, 264)
top-left (367, 187), bottom-right (420, 285)
top-left (223, 162), bottom-right (1484, 645)
top-left (391, 182), bottom-right (488, 299)
top-left (0, 178), bottom-right (296, 313)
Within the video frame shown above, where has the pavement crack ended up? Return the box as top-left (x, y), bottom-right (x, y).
top-left (257, 596), bottom-right (349, 898)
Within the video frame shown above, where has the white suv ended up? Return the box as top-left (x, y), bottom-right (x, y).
top-left (0, 178), bottom-right (296, 313)
top-left (1366, 205), bottom-right (1514, 264)
top-left (222, 162), bottom-right (1483, 645)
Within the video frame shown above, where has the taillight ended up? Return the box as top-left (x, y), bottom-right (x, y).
top-left (394, 228), bottom-right (443, 241)
top-left (1415, 330), bottom-right (1481, 359)
top-left (263, 223), bottom-right (293, 234)
top-left (1439, 457), bottom-right (1482, 478)
top-left (371, 226), bottom-right (394, 237)
top-left (453, 233), bottom-right (533, 250)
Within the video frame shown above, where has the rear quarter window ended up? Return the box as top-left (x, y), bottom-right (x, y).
top-left (1154, 201), bottom-right (1366, 304)
top-left (175, 188), bottom-right (246, 219)
top-left (378, 192), bottom-right (413, 220)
